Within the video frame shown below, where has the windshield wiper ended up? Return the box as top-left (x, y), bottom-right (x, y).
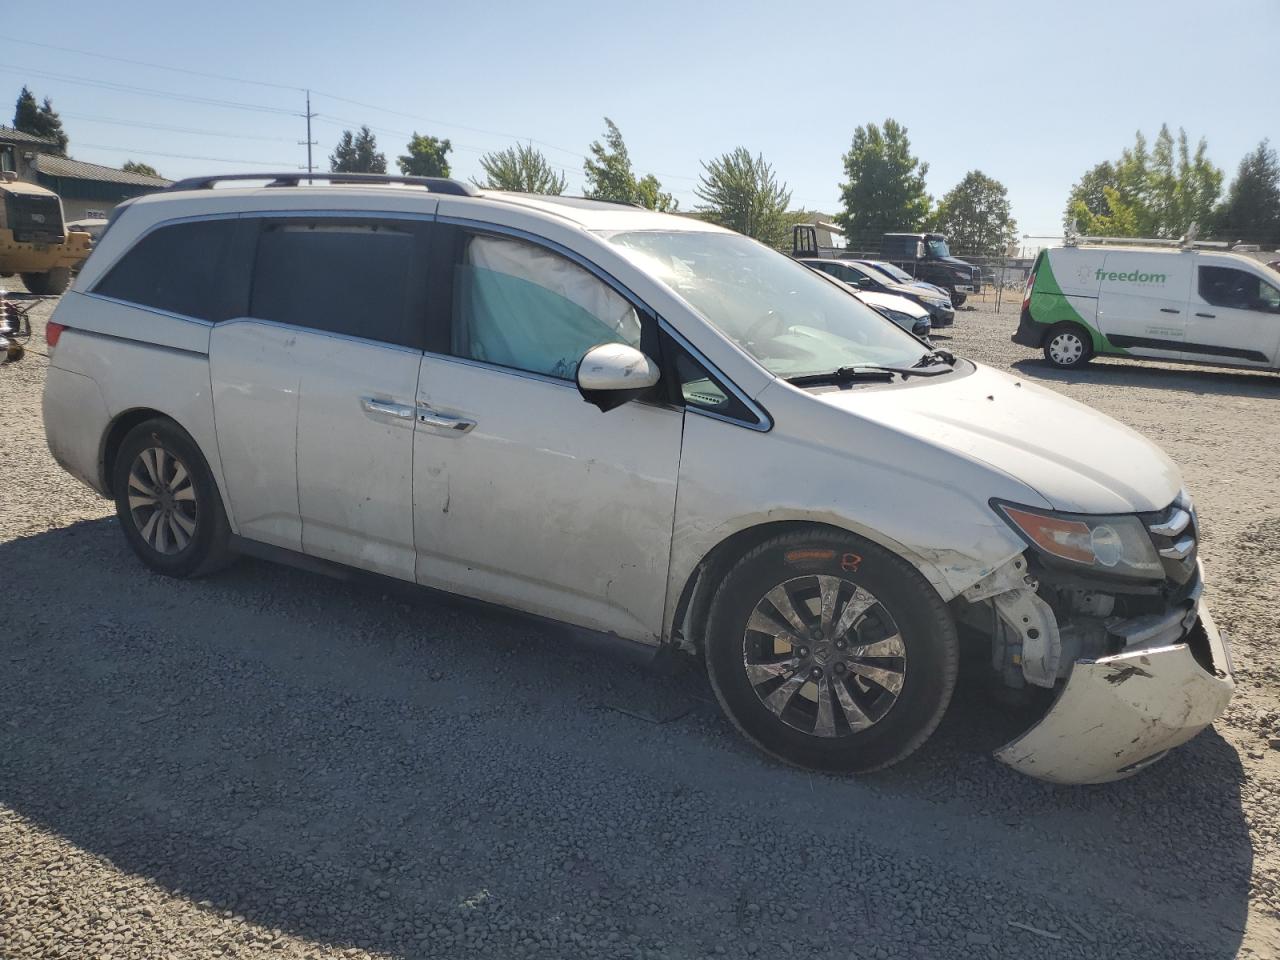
top-left (913, 348), bottom-right (955, 368)
top-left (786, 366), bottom-right (896, 386)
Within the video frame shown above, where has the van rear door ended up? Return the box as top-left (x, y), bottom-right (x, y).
top-left (1096, 252), bottom-right (1191, 361)
top-left (1186, 256), bottom-right (1280, 368)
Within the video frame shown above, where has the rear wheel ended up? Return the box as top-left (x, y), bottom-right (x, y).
top-left (704, 530), bottom-right (958, 773)
top-left (948, 289), bottom-right (967, 308)
top-left (1043, 322), bottom-right (1093, 368)
top-left (111, 418), bottom-right (233, 578)
top-left (20, 268), bottom-right (71, 296)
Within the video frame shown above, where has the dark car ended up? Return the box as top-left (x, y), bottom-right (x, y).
top-left (854, 259), bottom-right (951, 300)
top-left (799, 258), bottom-right (955, 327)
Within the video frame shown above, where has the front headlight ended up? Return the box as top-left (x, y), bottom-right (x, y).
top-left (922, 297), bottom-right (948, 308)
top-left (994, 502), bottom-right (1164, 579)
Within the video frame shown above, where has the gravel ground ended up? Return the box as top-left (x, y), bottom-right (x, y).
top-left (1, 283), bottom-right (1278, 960)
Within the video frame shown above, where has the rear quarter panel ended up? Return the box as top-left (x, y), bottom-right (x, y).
top-left (43, 292), bottom-right (231, 525)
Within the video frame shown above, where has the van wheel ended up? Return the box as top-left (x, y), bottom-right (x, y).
top-left (20, 268), bottom-right (71, 296)
top-left (1043, 322), bottom-right (1093, 368)
top-left (111, 418), bottom-right (233, 578)
top-left (704, 530), bottom-right (958, 773)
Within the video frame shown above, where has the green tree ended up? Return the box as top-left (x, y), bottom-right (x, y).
top-left (1214, 139), bottom-right (1280, 245)
top-left (694, 147), bottom-right (793, 248)
top-left (635, 173), bottom-right (677, 212)
top-left (931, 170), bottom-right (1017, 256)
top-left (121, 160), bottom-right (161, 179)
top-left (582, 117), bottom-right (676, 210)
top-left (1065, 127), bottom-right (1223, 238)
top-left (329, 125), bottom-right (386, 174)
top-left (13, 85), bottom-right (68, 155)
top-left (473, 143), bottom-right (567, 194)
top-left (836, 119), bottom-right (931, 244)
top-left (398, 132), bottom-right (451, 177)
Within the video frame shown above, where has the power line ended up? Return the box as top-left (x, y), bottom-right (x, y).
top-left (74, 142), bottom-right (299, 166)
top-left (58, 112), bottom-right (298, 143)
top-left (0, 34), bottom-right (305, 92)
top-left (0, 64), bottom-right (296, 115)
top-left (0, 38), bottom-right (709, 188)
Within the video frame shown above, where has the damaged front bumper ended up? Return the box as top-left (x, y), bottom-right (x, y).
top-left (995, 593), bottom-right (1234, 785)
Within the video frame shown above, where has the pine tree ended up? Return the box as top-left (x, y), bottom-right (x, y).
top-left (329, 126), bottom-right (387, 174)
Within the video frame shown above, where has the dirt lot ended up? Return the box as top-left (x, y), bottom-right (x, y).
top-left (2, 284), bottom-right (1278, 960)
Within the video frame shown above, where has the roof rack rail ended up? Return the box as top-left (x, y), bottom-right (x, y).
top-left (164, 171), bottom-right (480, 197)
top-left (1063, 220), bottom-right (1228, 251)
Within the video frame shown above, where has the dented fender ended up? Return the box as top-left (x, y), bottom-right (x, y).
top-left (995, 599), bottom-right (1234, 784)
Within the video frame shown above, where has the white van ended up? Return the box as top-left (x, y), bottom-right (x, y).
top-left (42, 173), bottom-right (1234, 784)
top-left (1014, 239), bottom-right (1280, 371)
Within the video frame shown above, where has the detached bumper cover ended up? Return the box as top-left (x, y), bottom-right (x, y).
top-left (1011, 308), bottom-right (1044, 347)
top-left (995, 599), bottom-right (1234, 784)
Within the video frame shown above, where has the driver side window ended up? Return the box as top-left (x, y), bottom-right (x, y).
top-left (452, 234), bottom-right (642, 379)
top-left (1199, 266), bottom-right (1280, 313)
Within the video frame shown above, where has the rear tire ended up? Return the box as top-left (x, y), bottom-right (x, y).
top-left (1043, 322), bottom-right (1093, 368)
top-left (704, 529), bottom-right (958, 773)
top-left (20, 268), bottom-right (71, 296)
top-left (949, 290), bottom-right (967, 308)
top-left (112, 418), bottom-right (233, 578)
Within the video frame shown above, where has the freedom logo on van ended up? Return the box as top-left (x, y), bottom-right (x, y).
top-left (1095, 268), bottom-right (1167, 284)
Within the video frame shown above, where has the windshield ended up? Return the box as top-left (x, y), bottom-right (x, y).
top-left (605, 231), bottom-right (925, 377)
top-left (872, 261), bottom-right (913, 283)
top-left (925, 238), bottom-right (951, 259)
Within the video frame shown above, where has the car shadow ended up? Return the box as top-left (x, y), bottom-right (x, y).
top-left (1011, 356), bottom-right (1280, 396)
top-left (0, 518), bottom-right (1253, 958)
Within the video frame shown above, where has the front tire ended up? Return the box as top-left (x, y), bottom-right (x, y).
top-left (704, 530), bottom-right (958, 773)
top-left (949, 289), bottom-right (967, 308)
top-left (1043, 322), bottom-right (1093, 368)
top-left (20, 268), bottom-right (71, 296)
top-left (112, 418), bottom-right (233, 578)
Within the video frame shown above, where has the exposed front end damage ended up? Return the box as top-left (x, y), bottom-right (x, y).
top-left (959, 548), bottom-right (1235, 785)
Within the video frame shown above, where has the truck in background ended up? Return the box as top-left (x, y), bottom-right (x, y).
top-left (0, 173), bottom-right (92, 295)
top-left (878, 233), bottom-right (982, 307)
top-left (792, 222), bottom-right (982, 306)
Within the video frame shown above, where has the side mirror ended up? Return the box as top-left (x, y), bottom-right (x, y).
top-left (576, 342), bottom-right (661, 412)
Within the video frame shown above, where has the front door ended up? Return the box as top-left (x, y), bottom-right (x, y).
top-left (1186, 260), bottom-right (1280, 368)
top-left (1096, 252), bottom-right (1190, 361)
top-left (413, 229), bottom-right (683, 641)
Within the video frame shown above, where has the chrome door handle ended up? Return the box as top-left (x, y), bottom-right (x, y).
top-left (361, 397), bottom-right (415, 420)
top-left (416, 405), bottom-right (476, 434)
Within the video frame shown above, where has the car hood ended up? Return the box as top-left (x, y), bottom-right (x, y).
top-left (810, 363), bottom-right (1182, 514)
top-left (934, 256), bottom-right (976, 273)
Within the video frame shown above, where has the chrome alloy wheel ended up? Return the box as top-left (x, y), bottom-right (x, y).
top-left (743, 575), bottom-right (906, 737)
top-left (127, 446), bottom-right (198, 555)
top-left (1047, 330), bottom-right (1085, 365)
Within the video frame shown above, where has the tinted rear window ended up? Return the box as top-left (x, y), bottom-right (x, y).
top-left (249, 222), bottom-right (418, 346)
top-left (95, 218), bottom-right (240, 320)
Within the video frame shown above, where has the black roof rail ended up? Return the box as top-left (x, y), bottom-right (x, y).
top-left (163, 172), bottom-right (480, 197)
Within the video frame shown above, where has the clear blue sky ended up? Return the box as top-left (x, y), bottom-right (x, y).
top-left (2, 0), bottom-right (1275, 240)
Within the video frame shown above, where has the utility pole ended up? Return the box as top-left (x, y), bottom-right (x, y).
top-left (299, 89), bottom-right (317, 181)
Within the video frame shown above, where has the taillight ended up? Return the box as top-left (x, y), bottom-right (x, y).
top-left (1022, 272), bottom-right (1036, 311)
top-left (46, 320), bottom-right (66, 348)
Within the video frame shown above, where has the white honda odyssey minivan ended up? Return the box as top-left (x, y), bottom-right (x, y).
top-left (42, 173), bottom-right (1234, 784)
